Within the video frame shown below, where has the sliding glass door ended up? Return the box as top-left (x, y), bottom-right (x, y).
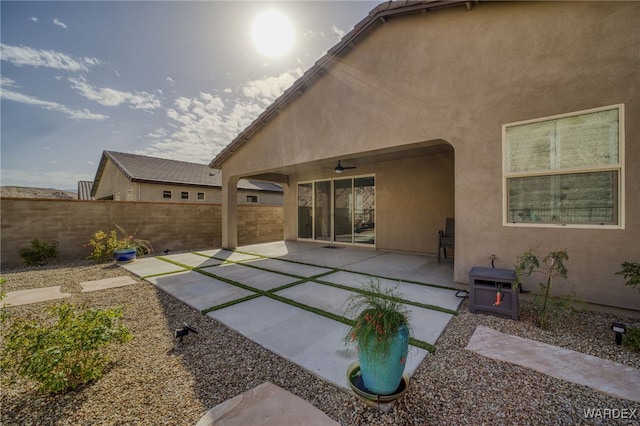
top-left (314, 181), bottom-right (331, 241)
top-left (334, 178), bottom-right (353, 243)
top-left (353, 176), bottom-right (375, 244)
top-left (298, 176), bottom-right (375, 245)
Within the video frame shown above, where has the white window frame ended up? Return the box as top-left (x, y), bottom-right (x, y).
top-left (181, 191), bottom-right (189, 200)
top-left (502, 104), bottom-right (624, 229)
top-left (163, 190), bottom-right (172, 199)
top-left (246, 195), bottom-right (259, 203)
top-left (197, 192), bottom-right (205, 201)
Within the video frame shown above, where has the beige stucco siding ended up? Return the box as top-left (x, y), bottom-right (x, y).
top-left (93, 160), bottom-right (134, 200)
top-left (217, 1), bottom-right (639, 309)
top-left (95, 158), bottom-right (282, 204)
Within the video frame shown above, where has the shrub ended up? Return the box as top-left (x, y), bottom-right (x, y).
top-left (515, 248), bottom-right (570, 329)
top-left (18, 239), bottom-right (59, 266)
top-left (0, 303), bottom-right (133, 393)
top-left (623, 326), bottom-right (640, 352)
top-left (616, 261), bottom-right (640, 293)
top-left (87, 224), bottom-right (152, 262)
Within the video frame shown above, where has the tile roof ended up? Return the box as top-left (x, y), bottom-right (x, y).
top-left (91, 151), bottom-right (282, 198)
top-left (209, 0), bottom-right (469, 168)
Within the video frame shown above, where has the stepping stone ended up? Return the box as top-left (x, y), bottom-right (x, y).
top-left (195, 381), bottom-right (339, 426)
top-left (3, 286), bottom-right (71, 306)
top-left (80, 276), bottom-right (138, 292)
top-left (466, 326), bottom-right (640, 403)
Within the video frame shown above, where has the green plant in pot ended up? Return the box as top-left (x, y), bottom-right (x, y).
top-left (344, 279), bottom-right (412, 396)
top-left (87, 223), bottom-right (152, 263)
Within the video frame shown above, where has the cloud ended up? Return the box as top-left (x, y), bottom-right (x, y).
top-left (53, 18), bottom-right (68, 29)
top-left (68, 77), bottom-right (162, 110)
top-left (0, 78), bottom-right (108, 120)
top-left (139, 70), bottom-right (301, 164)
top-left (30, 17), bottom-right (38, 23)
top-left (0, 43), bottom-right (101, 72)
top-left (332, 25), bottom-right (345, 40)
top-left (242, 70), bottom-right (301, 106)
top-left (1, 168), bottom-right (93, 189)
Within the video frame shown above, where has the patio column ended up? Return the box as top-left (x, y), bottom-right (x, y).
top-left (221, 174), bottom-right (239, 249)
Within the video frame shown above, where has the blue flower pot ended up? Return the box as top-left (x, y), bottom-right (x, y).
top-left (358, 324), bottom-right (409, 395)
top-left (114, 248), bottom-right (137, 262)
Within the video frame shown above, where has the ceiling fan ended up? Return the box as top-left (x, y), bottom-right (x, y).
top-left (333, 160), bottom-right (356, 174)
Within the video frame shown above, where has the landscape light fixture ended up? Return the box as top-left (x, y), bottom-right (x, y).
top-left (175, 322), bottom-right (199, 343)
top-left (611, 322), bottom-right (626, 345)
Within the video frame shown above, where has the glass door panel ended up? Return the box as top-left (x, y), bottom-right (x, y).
top-left (354, 176), bottom-right (375, 244)
top-left (314, 181), bottom-right (331, 241)
top-left (334, 178), bottom-right (353, 243)
top-left (297, 183), bottom-right (313, 238)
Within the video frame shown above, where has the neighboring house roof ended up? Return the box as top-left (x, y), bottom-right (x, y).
top-left (210, 0), bottom-right (469, 168)
top-left (77, 180), bottom-right (94, 200)
top-left (91, 151), bottom-right (282, 198)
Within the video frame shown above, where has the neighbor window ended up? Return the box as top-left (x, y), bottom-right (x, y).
top-left (246, 195), bottom-right (258, 203)
top-left (197, 192), bottom-right (205, 200)
top-left (181, 191), bottom-right (189, 200)
top-left (163, 190), bottom-right (172, 199)
top-left (503, 104), bottom-right (623, 227)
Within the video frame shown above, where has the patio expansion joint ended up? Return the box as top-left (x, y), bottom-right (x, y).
top-left (312, 278), bottom-right (458, 317)
top-left (147, 250), bottom-right (445, 353)
top-left (236, 248), bottom-right (459, 292)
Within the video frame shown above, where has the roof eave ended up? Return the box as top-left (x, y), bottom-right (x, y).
top-left (209, 0), bottom-right (471, 169)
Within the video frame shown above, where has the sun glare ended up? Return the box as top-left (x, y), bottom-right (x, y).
top-left (251, 10), bottom-right (295, 58)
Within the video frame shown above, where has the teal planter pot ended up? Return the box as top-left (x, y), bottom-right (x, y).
top-left (358, 323), bottom-right (409, 395)
top-left (114, 248), bottom-right (136, 262)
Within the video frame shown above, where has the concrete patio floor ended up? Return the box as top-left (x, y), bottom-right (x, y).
top-left (120, 241), bottom-right (462, 393)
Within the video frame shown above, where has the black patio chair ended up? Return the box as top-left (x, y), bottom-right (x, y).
top-left (438, 217), bottom-right (455, 262)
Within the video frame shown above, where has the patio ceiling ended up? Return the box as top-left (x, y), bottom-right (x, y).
top-left (246, 139), bottom-right (454, 184)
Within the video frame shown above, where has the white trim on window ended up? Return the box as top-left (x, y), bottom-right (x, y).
top-left (502, 104), bottom-right (624, 229)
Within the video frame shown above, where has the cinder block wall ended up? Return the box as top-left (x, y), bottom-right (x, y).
top-left (0, 198), bottom-right (283, 268)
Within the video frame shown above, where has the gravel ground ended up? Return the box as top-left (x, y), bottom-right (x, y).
top-left (1, 260), bottom-right (639, 425)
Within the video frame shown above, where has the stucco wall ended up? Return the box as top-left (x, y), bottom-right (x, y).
top-left (0, 199), bottom-right (283, 268)
top-left (216, 1), bottom-right (639, 310)
top-left (283, 152), bottom-right (455, 254)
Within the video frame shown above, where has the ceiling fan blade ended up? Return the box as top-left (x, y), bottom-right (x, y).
top-left (335, 160), bottom-right (356, 172)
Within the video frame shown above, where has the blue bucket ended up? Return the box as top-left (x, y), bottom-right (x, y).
top-left (114, 248), bottom-right (136, 262)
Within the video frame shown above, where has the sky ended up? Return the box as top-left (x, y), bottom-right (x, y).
top-left (0, 0), bottom-right (379, 190)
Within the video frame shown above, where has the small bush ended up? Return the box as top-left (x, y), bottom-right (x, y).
top-left (623, 327), bottom-right (640, 352)
top-left (18, 239), bottom-right (59, 266)
top-left (86, 224), bottom-right (152, 262)
top-left (515, 248), bottom-right (570, 329)
top-left (616, 261), bottom-right (640, 293)
top-left (0, 303), bottom-right (133, 393)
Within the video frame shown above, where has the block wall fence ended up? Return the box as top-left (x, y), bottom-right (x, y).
top-left (0, 198), bottom-right (283, 268)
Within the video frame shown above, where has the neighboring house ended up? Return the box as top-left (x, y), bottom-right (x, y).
top-left (209, 1), bottom-right (639, 310)
top-left (91, 151), bottom-right (283, 205)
